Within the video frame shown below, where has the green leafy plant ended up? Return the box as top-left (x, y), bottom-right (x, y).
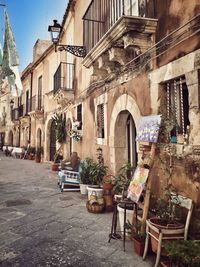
top-left (27, 146), bottom-right (36, 155)
top-left (125, 220), bottom-right (146, 242)
top-left (52, 113), bottom-right (66, 143)
top-left (35, 147), bottom-right (43, 157)
top-left (164, 240), bottom-right (200, 267)
top-left (80, 157), bottom-right (107, 186)
top-left (113, 162), bottom-right (135, 197)
top-left (102, 175), bottom-right (115, 185)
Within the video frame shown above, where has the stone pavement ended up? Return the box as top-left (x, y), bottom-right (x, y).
top-left (0, 152), bottom-right (154, 267)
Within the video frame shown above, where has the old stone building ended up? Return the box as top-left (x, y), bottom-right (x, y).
top-left (1, 0), bottom-right (200, 236)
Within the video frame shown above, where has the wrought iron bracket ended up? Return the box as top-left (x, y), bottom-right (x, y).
top-left (55, 44), bottom-right (86, 58)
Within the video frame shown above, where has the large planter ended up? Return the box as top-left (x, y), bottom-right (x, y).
top-left (117, 204), bottom-right (134, 236)
top-left (103, 183), bottom-right (113, 190)
top-left (132, 237), bottom-right (145, 257)
top-left (51, 163), bottom-right (59, 171)
top-left (87, 186), bottom-right (103, 201)
top-left (28, 154), bottom-right (34, 160)
top-left (148, 217), bottom-right (184, 253)
top-left (80, 183), bottom-right (89, 195)
top-left (35, 155), bottom-right (41, 163)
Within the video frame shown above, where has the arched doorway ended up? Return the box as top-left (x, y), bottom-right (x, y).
top-left (8, 130), bottom-right (13, 146)
top-left (114, 111), bottom-right (137, 172)
top-left (49, 120), bottom-right (56, 161)
top-left (37, 128), bottom-right (42, 148)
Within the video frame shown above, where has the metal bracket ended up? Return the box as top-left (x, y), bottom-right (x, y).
top-left (56, 45), bottom-right (86, 58)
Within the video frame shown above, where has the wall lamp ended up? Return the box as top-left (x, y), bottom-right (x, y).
top-left (10, 99), bottom-right (14, 109)
top-left (48, 20), bottom-right (86, 58)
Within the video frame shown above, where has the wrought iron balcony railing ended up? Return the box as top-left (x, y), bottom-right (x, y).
top-left (31, 95), bottom-right (36, 111)
top-left (30, 95), bottom-right (44, 112)
top-left (53, 62), bottom-right (75, 94)
top-left (18, 105), bottom-right (24, 117)
top-left (11, 108), bottom-right (19, 121)
top-left (83, 0), bottom-right (146, 53)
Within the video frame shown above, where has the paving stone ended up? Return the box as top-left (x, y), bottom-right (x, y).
top-left (0, 152), bottom-right (154, 267)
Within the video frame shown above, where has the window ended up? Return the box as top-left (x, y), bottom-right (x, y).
top-left (26, 90), bottom-right (29, 114)
top-left (97, 104), bottom-right (105, 138)
top-left (165, 76), bottom-right (189, 139)
top-left (77, 104), bottom-right (82, 130)
top-left (38, 76), bottom-right (42, 110)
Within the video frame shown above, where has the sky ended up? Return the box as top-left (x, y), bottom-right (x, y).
top-left (0, 0), bottom-right (68, 71)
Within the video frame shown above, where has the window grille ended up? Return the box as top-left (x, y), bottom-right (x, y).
top-left (97, 104), bottom-right (105, 138)
top-left (166, 76), bottom-right (189, 138)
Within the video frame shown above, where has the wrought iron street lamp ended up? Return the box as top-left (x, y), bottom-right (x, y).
top-left (48, 20), bottom-right (86, 58)
top-left (10, 99), bottom-right (14, 109)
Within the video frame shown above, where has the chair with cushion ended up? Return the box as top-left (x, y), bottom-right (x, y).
top-left (143, 193), bottom-right (193, 267)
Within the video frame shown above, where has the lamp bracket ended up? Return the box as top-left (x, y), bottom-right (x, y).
top-left (56, 44), bottom-right (86, 58)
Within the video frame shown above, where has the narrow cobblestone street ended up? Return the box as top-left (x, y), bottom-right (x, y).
top-left (0, 152), bottom-right (153, 267)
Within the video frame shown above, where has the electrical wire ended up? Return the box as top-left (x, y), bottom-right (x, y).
top-left (76, 14), bottom-right (200, 100)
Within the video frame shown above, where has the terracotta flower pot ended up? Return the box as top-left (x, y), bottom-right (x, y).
top-left (35, 155), bottom-right (41, 163)
top-left (28, 154), bottom-right (34, 160)
top-left (103, 183), bottom-right (113, 190)
top-left (132, 237), bottom-right (145, 256)
top-left (51, 163), bottom-right (59, 171)
top-left (148, 217), bottom-right (184, 253)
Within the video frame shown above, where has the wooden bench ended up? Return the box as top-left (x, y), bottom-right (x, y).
top-left (3, 146), bottom-right (24, 158)
top-left (58, 169), bottom-right (80, 192)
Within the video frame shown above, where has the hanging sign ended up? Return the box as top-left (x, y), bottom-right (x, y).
top-left (136, 115), bottom-right (161, 143)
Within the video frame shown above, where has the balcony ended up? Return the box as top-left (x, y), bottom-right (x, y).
top-left (82, 0), bottom-right (157, 72)
top-left (11, 108), bottom-right (19, 121)
top-left (29, 95), bottom-right (44, 119)
top-left (11, 105), bottom-right (24, 121)
top-left (18, 105), bottom-right (24, 117)
top-left (53, 62), bottom-right (75, 108)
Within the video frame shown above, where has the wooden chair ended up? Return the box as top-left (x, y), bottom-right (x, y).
top-left (143, 193), bottom-right (193, 267)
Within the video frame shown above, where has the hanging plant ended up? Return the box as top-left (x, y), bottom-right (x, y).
top-left (68, 129), bottom-right (82, 141)
top-left (52, 113), bottom-right (66, 143)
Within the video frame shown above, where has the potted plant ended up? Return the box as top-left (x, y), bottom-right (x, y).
top-left (86, 161), bottom-right (107, 198)
top-left (102, 175), bottom-right (115, 190)
top-left (113, 162), bottom-right (135, 198)
top-left (112, 162), bottom-right (135, 234)
top-left (28, 146), bottom-right (35, 160)
top-left (162, 240), bottom-right (200, 267)
top-left (79, 158), bottom-right (94, 194)
top-left (52, 152), bottom-right (63, 171)
top-left (51, 113), bottom-right (66, 171)
top-left (125, 220), bottom-right (146, 256)
top-left (35, 147), bottom-right (43, 163)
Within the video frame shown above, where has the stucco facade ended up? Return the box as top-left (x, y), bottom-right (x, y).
top-left (1, 0), bottom-right (200, 237)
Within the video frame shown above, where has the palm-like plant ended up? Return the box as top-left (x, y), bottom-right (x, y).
top-left (52, 113), bottom-right (66, 144)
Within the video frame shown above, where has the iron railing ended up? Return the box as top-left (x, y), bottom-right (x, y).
top-left (31, 95), bottom-right (36, 111)
top-left (18, 105), bottom-right (24, 117)
top-left (25, 99), bottom-right (31, 115)
top-left (53, 62), bottom-right (75, 94)
top-left (11, 108), bottom-right (19, 121)
top-left (83, 0), bottom-right (146, 52)
top-left (37, 95), bottom-right (43, 111)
